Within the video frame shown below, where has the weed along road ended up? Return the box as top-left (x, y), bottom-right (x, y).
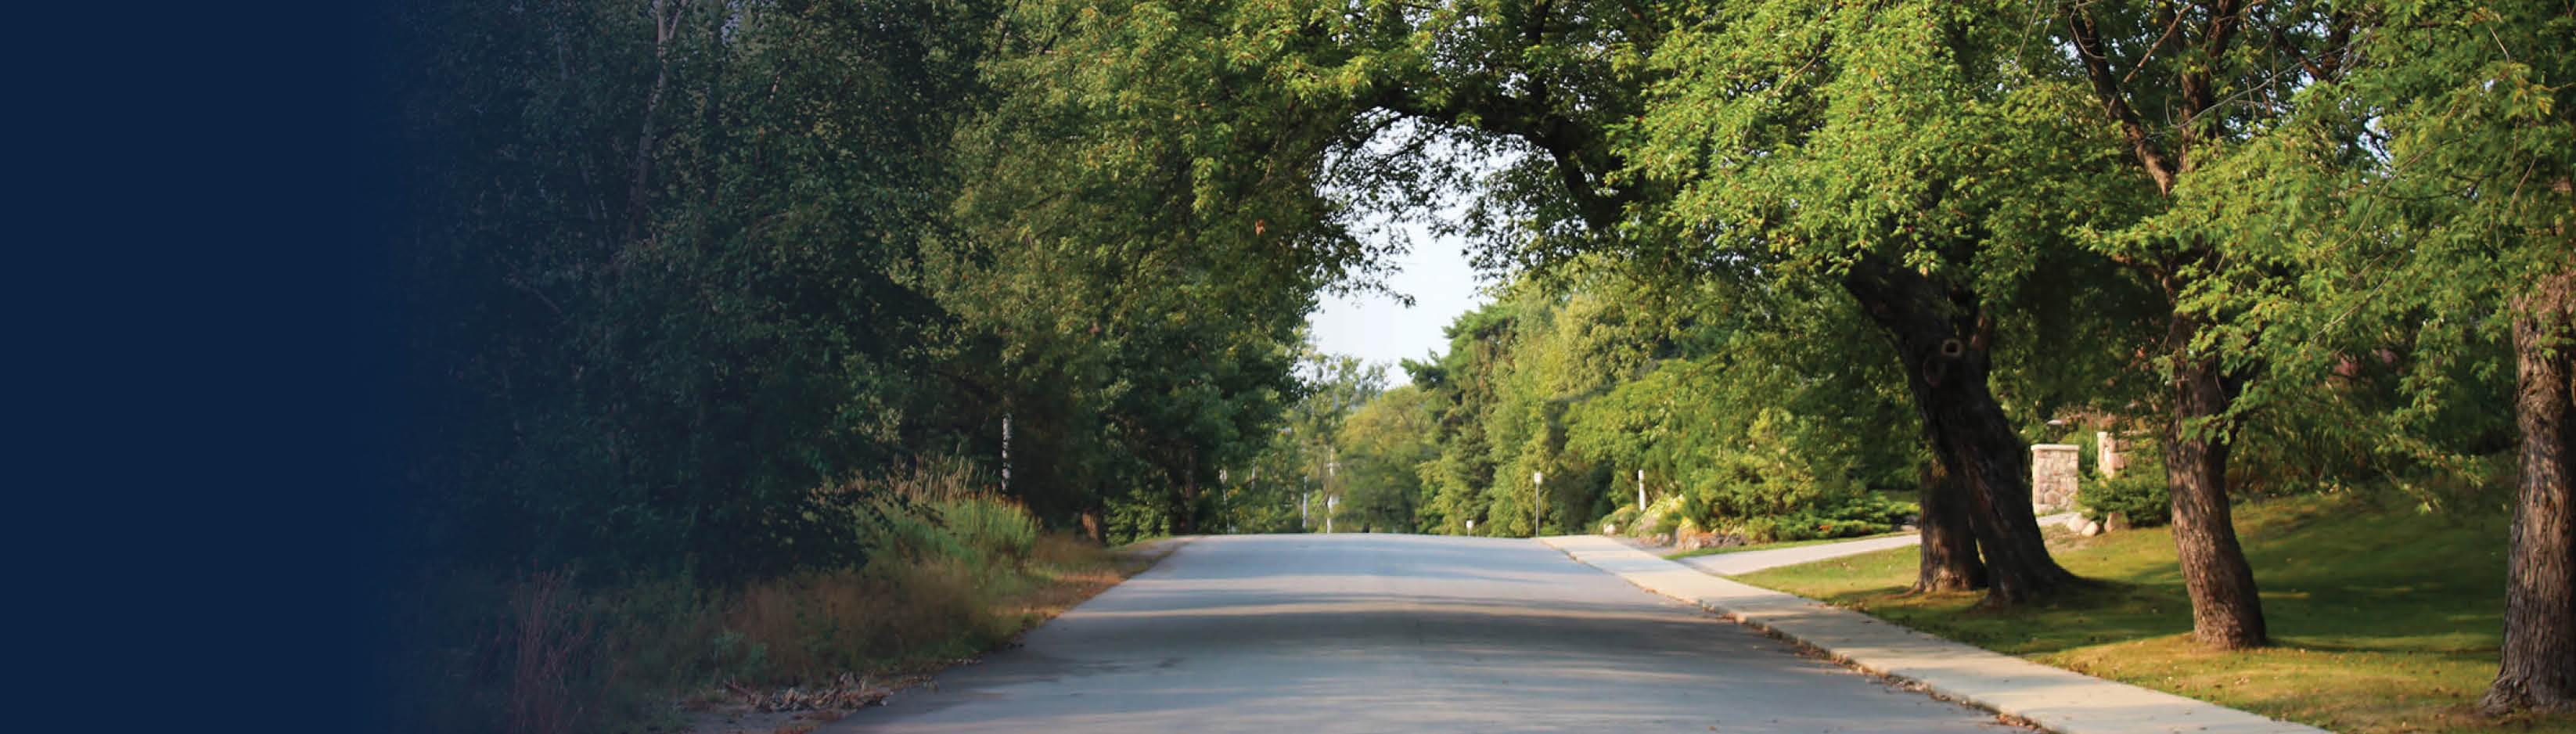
top-left (829, 534), bottom-right (2026, 733)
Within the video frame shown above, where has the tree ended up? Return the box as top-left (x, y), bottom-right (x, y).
top-left (389, 0), bottom-right (999, 578)
top-left (1336, 385), bottom-right (1439, 531)
top-left (2043, 0), bottom-right (2384, 648)
top-left (929, 0), bottom-right (1401, 539)
top-left (1410, 300), bottom-right (1528, 534)
top-left (1628, 0), bottom-right (2163, 603)
top-left (2222, 0), bottom-right (2575, 706)
top-left (1171, 0), bottom-right (2092, 600)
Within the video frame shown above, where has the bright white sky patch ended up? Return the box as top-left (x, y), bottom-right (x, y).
top-left (1309, 214), bottom-right (1494, 386)
top-left (1308, 118), bottom-right (1530, 385)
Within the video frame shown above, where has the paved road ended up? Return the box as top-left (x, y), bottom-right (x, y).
top-left (828, 534), bottom-right (2024, 734)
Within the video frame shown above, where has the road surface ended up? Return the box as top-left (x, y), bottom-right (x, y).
top-left (828, 534), bottom-right (2024, 733)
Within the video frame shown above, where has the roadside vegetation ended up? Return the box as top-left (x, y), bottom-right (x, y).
top-left (377, 466), bottom-right (1160, 734)
top-left (1739, 470), bottom-right (2572, 734)
top-left (383, 0), bottom-right (2572, 728)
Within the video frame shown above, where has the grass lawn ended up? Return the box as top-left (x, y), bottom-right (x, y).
top-left (1736, 491), bottom-right (2574, 734)
top-left (1661, 531), bottom-right (1913, 560)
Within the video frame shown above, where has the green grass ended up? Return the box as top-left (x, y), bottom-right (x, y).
top-left (1660, 530), bottom-right (1912, 560)
top-left (1736, 491), bottom-right (2574, 734)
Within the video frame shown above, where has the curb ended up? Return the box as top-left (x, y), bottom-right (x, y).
top-left (1539, 535), bottom-right (2334, 734)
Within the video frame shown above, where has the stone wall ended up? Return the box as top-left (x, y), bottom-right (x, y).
top-left (2031, 444), bottom-right (2081, 513)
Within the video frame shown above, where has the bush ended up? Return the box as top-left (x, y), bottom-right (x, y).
top-left (929, 496), bottom-right (1040, 567)
top-left (1699, 491), bottom-right (1910, 543)
top-left (2082, 466), bottom-right (2172, 527)
top-left (1599, 504), bottom-right (1641, 534)
top-left (1647, 496), bottom-right (1686, 535)
top-left (1732, 492), bottom-right (1915, 542)
top-left (851, 460), bottom-right (1042, 568)
top-left (1819, 491), bottom-right (1916, 527)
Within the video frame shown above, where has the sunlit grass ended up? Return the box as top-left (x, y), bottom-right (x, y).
top-left (1736, 492), bottom-right (2573, 734)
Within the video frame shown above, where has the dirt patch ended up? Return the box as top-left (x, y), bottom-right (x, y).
top-left (671, 675), bottom-right (917, 734)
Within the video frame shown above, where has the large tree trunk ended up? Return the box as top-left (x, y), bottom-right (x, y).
top-left (1844, 254), bottom-right (2078, 606)
top-left (2164, 310), bottom-right (2270, 649)
top-left (1915, 462), bottom-right (1988, 593)
top-left (2484, 275), bottom-right (2576, 713)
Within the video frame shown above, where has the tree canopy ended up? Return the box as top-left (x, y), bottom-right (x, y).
top-left (387, 0), bottom-right (2576, 716)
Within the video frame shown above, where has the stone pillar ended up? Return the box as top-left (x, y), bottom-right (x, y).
top-left (2096, 430), bottom-right (2128, 478)
top-left (2031, 444), bottom-right (2081, 513)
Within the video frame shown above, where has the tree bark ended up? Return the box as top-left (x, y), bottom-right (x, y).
top-left (1080, 507), bottom-right (1106, 545)
top-left (628, 0), bottom-right (682, 229)
top-left (2066, 0), bottom-right (2271, 650)
top-left (2484, 273), bottom-right (2576, 713)
top-left (2164, 311), bottom-right (2269, 649)
top-left (1176, 452), bottom-right (1200, 534)
top-left (1915, 462), bottom-right (1988, 593)
top-left (1844, 254), bottom-right (2078, 606)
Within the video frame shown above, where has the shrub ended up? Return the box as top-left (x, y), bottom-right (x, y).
top-left (1638, 493), bottom-right (1686, 536)
top-left (1817, 491), bottom-right (1916, 527)
top-left (934, 496), bottom-right (1039, 564)
top-left (1723, 491), bottom-right (1912, 542)
top-left (2082, 461), bottom-right (2173, 527)
top-left (1599, 504), bottom-right (1640, 534)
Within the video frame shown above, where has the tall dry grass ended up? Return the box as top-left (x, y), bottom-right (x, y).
top-left (381, 461), bottom-right (1117, 734)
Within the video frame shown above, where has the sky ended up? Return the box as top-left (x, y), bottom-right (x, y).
top-left (1307, 215), bottom-right (1495, 386)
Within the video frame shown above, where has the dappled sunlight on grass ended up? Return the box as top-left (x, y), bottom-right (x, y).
top-left (1736, 492), bottom-right (2573, 734)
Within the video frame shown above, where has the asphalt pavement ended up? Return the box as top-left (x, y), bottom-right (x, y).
top-left (826, 533), bottom-right (2025, 734)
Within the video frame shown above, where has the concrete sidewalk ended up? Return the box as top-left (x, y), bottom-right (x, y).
top-left (1675, 534), bottom-right (1924, 575)
top-left (1674, 513), bottom-right (2081, 576)
top-left (1541, 534), bottom-right (2334, 734)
